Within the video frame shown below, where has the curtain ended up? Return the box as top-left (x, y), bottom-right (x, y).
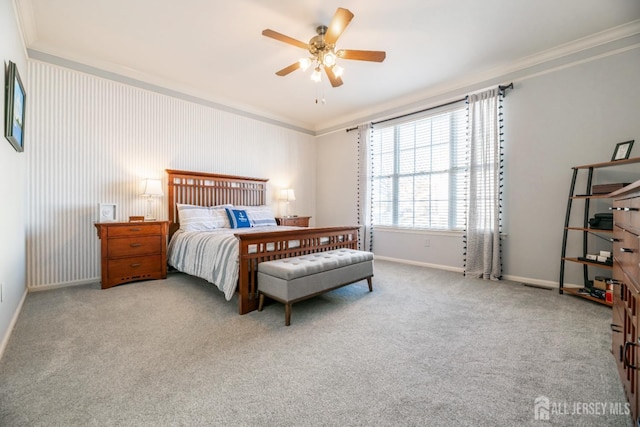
top-left (464, 88), bottom-right (503, 280)
top-left (357, 123), bottom-right (374, 251)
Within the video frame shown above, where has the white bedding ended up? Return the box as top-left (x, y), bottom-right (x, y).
top-left (167, 226), bottom-right (300, 300)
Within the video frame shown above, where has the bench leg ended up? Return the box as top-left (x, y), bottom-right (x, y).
top-left (258, 293), bottom-right (265, 311)
top-left (285, 303), bottom-right (291, 326)
top-left (367, 277), bottom-right (373, 292)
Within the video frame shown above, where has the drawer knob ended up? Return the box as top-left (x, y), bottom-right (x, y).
top-left (130, 263), bottom-right (141, 268)
top-left (129, 228), bottom-right (142, 231)
top-left (130, 243), bottom-right (142, 247)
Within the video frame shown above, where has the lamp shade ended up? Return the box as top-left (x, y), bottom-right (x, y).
top-left (141, 179), bottom-right (163, 197)
top-left (279, 188), bottom-right (295, 201)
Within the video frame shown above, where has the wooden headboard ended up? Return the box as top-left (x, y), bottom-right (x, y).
top-left (166, 169), bottom-right (268, 238)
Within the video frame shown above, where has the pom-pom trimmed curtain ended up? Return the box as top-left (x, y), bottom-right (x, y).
top-left (464, 88), bottom-right (504, 280)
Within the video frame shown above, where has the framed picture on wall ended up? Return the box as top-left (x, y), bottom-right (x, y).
top-left (4, 61), bottom-right (26, 152)
top-left (611, 140), bottom-right (634, 161)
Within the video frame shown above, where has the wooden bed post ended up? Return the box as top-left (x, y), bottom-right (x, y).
top-left (237, 241), bottom-right (260, 315)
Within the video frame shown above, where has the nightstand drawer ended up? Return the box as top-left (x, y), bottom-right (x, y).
top-left (107, 224), bottom-right (163, 237)
top-left (107, 236), bottom-right (162, 257)
top-left (107, 255), bottom-right (162, 279)
top-left (276, 216), bottom-right (311, 227)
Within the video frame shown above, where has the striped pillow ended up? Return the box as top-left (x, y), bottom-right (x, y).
top-left (177, 204), bottom-right (233, 231)
top-left (238, 205), bottom-right (278, 227)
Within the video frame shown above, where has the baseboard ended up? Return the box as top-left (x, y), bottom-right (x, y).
top-left (0, 287), bottom-right (28, 361)
top-left (28, 277), bottom-right (99, 292)
top-left (373, 256), bottom-right (570, 289)
top-left (501, 274), bottom-right (562, 289)
top-left (373, 255), bottom-right (464, 273)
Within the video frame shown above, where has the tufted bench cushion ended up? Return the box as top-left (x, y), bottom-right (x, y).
top-left (257, 248), bottom-right (374, 325)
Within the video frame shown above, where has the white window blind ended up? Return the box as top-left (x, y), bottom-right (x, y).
top-left (371, 103), bottom-right (467, 230)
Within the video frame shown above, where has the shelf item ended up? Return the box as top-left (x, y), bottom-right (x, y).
top-left (94, 221), bottom-right (169, 289)
top-left (559, 157), bottom-right (640, 306)
top-left (611, 181), bottom-right (640, 424)
top-left (592, 183), bottom-right (630, 194)
top-left (562, 287), bottom-right (612, 306)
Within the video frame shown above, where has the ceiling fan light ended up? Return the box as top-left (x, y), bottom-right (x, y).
top-left (299, 57), bottom-right (311, 71)
top-left (323, 51), bottom-right (336, 67)
top-left (311, 67), bottom-right (322, 82)
top-left (333, 64), bottom-right (344, 77)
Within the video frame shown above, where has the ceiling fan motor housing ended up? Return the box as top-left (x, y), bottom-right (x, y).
top-left (308, 25), bottom-right (331, 55)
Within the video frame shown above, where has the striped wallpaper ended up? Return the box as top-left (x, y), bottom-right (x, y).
top-left (26, 60), bottom-right (316, 290)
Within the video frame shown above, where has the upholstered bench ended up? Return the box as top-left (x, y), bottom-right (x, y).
top-left (257, 248), bottom-right (374, 325)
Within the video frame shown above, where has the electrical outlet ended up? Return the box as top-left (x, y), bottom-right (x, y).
top-left (424, 239), bottom-right (430, 248)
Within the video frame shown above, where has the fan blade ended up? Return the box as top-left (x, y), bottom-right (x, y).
top-left (338, 49), bottom-right (386, 62)
top-left (324, 8), bottom-right (354, 45)
top-left (276, 62), bottom-right (301, 76)
top-left (324, 66), bottom-right (343, 87)
top-left (262, 29), bottom-right (308, 50)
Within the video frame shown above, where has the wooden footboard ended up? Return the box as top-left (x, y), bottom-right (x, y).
top-left (235, 226), bottom-right (360, 314)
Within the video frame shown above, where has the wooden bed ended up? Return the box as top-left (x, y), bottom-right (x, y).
top-left (166, 169), bottom-right (360, 315)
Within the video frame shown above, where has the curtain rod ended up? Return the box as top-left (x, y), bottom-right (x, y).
top-left (346, 82), bottom-right (513, 132)
top-left (345, 97), bottom-right (464, 132)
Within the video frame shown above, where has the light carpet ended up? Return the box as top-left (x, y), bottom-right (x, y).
top-left (0, 260), bottom-right (632, 426)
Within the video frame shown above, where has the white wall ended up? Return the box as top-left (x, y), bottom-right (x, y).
top-left (316, 129), bottom-right (359, 226)
top-left (502, 47), bottom-right (640, 286)
top-left (0, 0), bottom-right (28, 356)
top-left (316, 44), bottom-right (640, 287)
top-left (25, 61), bottom-right (316, 290)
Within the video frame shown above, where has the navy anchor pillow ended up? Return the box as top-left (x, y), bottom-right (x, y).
top-left (225, 208), bottom-right (252, 228)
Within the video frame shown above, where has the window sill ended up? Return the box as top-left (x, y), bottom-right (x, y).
top-left (372, 226), bottom-right (508, 239)
top-left (372, 226), bottom-right (464, 237)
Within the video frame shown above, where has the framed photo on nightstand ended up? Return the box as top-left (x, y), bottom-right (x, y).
top-left (98, 203), bottom-right (117, 222)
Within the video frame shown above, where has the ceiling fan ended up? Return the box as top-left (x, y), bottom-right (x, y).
top-left (262, 7), bottom-right (386, 87)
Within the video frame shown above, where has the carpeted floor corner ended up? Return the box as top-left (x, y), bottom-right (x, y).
top-left (0, 260), bottom-right (633, 426)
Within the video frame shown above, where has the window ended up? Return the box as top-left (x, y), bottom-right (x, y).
top-left (370, 104), bottom-right (467, 230)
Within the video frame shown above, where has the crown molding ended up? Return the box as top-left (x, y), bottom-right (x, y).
top-left (496, 19), bottom-right (640, 76)
top-left (13, 0), bottom-right (37, 46)
top-left (26, 49), bottom-right (316, 136)
top-left (315, 20), bottom-right (640, 134)
top-left (15, 0), bottom-right (640, 138)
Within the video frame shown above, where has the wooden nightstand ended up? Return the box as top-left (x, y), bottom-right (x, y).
top-left (276, 216), bottom-right (311, 227)
top-left (94, 221), bottom-right (169, 289)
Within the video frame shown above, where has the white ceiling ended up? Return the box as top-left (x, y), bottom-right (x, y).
top-left (13, 0), bottom-right (640, 133)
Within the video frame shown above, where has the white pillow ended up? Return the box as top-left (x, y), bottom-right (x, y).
top-left (177, 204), bottom-right (233, 231)
top-left (211, 205), bottom-right (233, 228)
top-left (237, 205), bottom-right (278, 227)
